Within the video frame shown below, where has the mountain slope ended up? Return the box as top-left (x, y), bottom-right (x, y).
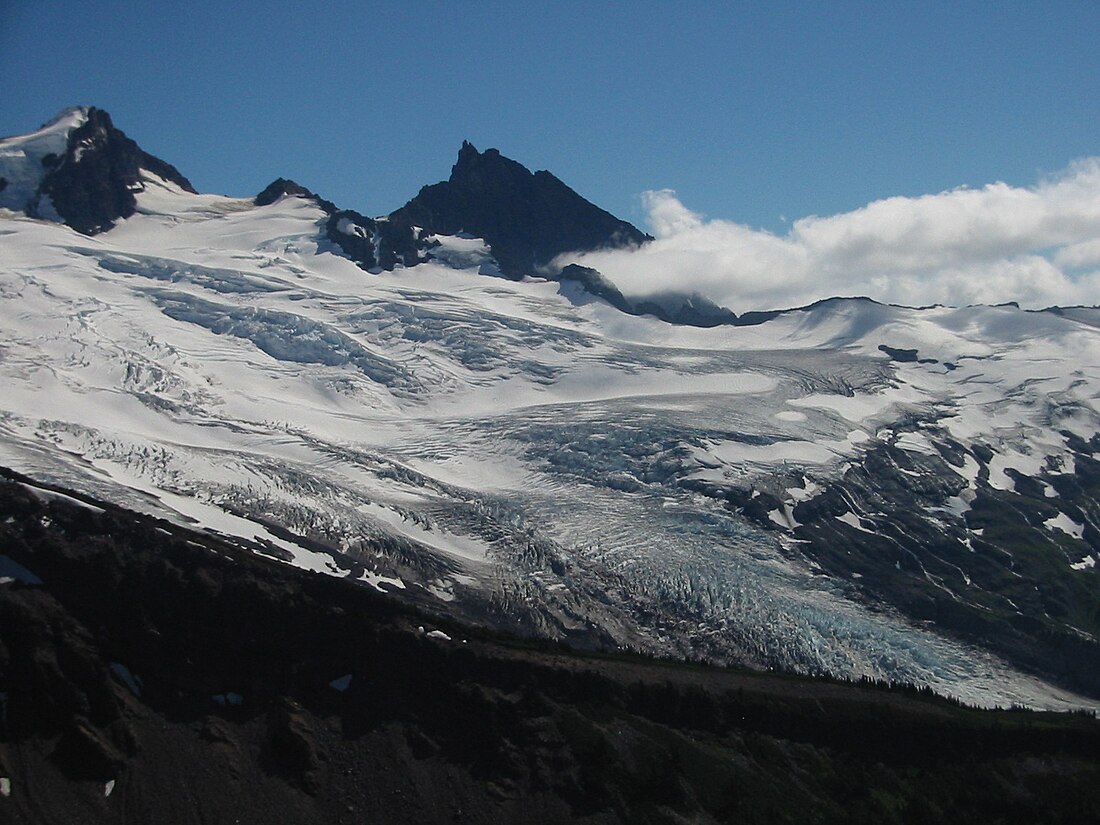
top-left (0, 109), bottom-right (1098, 711)
top-left (3, 469), bottom-right (1099, 825)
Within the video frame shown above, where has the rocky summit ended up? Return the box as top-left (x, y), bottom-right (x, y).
top-left (0, 107), bottom-right (194, 235)
top-left (390, 140), bottom-right (651, 278)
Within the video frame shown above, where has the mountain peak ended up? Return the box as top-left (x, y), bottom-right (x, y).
top-left (390, 143), bottom-right (650, 278)
top-left (254, 178), bottom-right (321, 207)
top-left (456, 139), bottom-right (480, 164)
top-left (0, 107), bottom-right (90, 214)
top-left (449, 141), bottom-right (525, 190)
top-left (36, 105), bottom-right (91, 134)
top-left (0, 106), bottom-right (194, 235)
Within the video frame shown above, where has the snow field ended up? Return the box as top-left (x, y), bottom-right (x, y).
top-left (2, 182), bottom-right (1100, 710)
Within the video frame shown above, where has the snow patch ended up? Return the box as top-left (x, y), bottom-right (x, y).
top-left (894, 430), bottom-right (937, 455)
top-left (0, 555), bottom-right (42, 585)
top-left (788, 392), bottom-right (896, 424)
top-left (836, 511), bottom-right (876, 534)
top-left (425, 233), bottom-right (498, 272)
top-left (768, 504), bottom-right (800, 530)
top-left (694, 435), bottom-right (859, 471)
top-left (109, 662), bottom-right (143, 697)
top-left (18, 481), bottom-right (105, 513)
top-left (940, 492), bottom-right (975, 518)
top-left (329, 674), bottom-right (353, 691)
top-left (358, 501), bottom-right (492, 564)
top-left (0, 107), bottom-right (87, 214)
top-left (948, 453), bottom-right (982, 487)
top-left (786, 479), bottom-right (820, 503)
top-left (1045, 512), bottom-right (1085, 540)
top-left (986, 449), bottom-right (1048, 492)
top-left (335, 217), bottom-right (369, 238)
top-left (359, 569), bottom-right (406, 591)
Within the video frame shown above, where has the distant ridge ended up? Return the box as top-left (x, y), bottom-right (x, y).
top-left (4, 108), bottom-right (730, 324)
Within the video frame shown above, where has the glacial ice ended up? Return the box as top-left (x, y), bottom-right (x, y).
top-left (1, 191), bottom-right (1099, 712)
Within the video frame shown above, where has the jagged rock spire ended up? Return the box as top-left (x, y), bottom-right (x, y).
top-left (389, 142), bottom-right (650, 278)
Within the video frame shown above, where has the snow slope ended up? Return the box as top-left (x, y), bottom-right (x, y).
top-left (2, 173), bottom-right (1099, 711)
top-left (0, 107), bottom-right (88, 216)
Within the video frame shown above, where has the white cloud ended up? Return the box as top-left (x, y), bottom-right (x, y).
top-left (642, 189), bottom-right (704, 236)
top-left (560, 158), bottom-right (1100, 312)
top-left (1056, 237), bottom-right (1100, 269)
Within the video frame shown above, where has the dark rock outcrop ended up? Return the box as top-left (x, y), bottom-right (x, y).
top-left (254, 178), bottom-right (317, 207)
top-left (556, 264), bottom-right (740, 327)
top-left (389, 141), bottom-right (651, 279)
top-left (254, 178), bottom-right (423, 272)
top-left (326, 210), bottom-right (422, 271)
top-left (556, 264), bottom-right (634, 311)
top-left (37, 107), bottom-right (195, 234)
top-left (631, 291), bottom-right (740, 327)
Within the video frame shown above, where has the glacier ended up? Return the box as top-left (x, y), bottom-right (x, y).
top-left (2, 163), bottom-right (1100, 712)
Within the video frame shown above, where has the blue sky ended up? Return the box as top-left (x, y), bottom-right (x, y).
top-left (3, 1), bottom-right (1096, 232)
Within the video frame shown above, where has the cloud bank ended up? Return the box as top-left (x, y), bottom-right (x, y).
top-left (561, 159), bottom-right (1100, 312)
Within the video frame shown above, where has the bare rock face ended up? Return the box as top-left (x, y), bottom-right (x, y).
top-left (389, 141), bottom-right (651, 279)
top-left (38, 107), bottom-right (195, 234)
